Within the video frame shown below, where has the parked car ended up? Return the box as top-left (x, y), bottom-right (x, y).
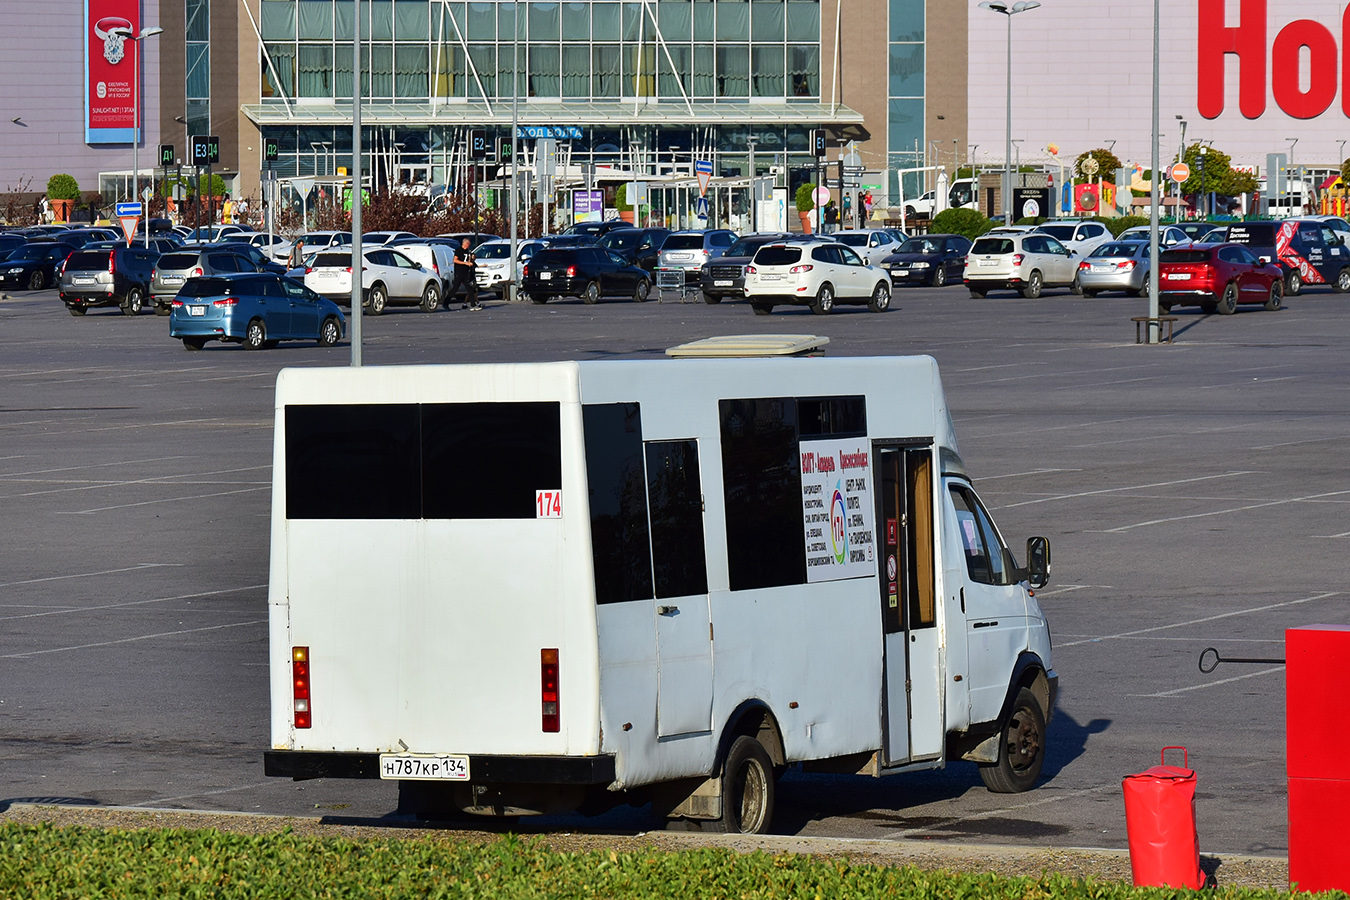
top-left (216, 242), bottom-right (288, 275)
top-left (304, 247), bottom-right (441, 314)
top-left (562, 220), bottom-right (633, 239)
top-left (294, 231), bottom-right (353, 253)
top-left (434, 232), bottom-right (495, 250)
top-left (0, 234), bottom-right (28, 258)
top-left (904, 190), bottom-right (937, 219)
top-left (1116, 225), bottom-right (1189, 248)
top-left (1032, 220), bottom-right (1113, 258)
top-left (362, 231), bottom-right (418, 245)
top-left (182, 225), bottom-right (252, 244)
top-left (1223, 219), bottom-right (1350, 295)
top-left (150, 248), bottom-right (265, 314)
top-left (698, 232), bottom-right (796, 304)
top-left (471, 238), bottom-right (547, 296)
top-left (742, 240), bottom-right (892, 315)
top-left (388, 239), bottom-right (458, 295)
top-left (832, 229), bottom-right (903, 265)
top-left (880, 233), bottom-right (972, 287)
top-left (1158, 243), bottom-right (1283, 314)
top-left (657, 229), bottom-right (737, 284)
top-left (169, 274), bottom-right (345, 351)
top-left (519, 246), bottom-right (651, 304)
top-left (596, 227), bottom-right (671, 272)
top-left (1076, 240), bottom-right (1151, 297)
top-left (248, 232), bottom-right (293, 261)
top-left (58, 245), bottom-right (160, 316)
top-left (0, 242), bottom-right (72, 291)
top-left (1176, 222), bottom-right (1223, 242)
top-left (534, 234), bottom-right (595, 248)
top-left (964, 232), bottom-right (1081, 298)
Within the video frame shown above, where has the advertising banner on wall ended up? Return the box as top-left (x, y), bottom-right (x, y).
top-left (85, 0), bottom-right (141, 144)
top-left (800, 440), bottom-right (875, 584)
top-left (572, 190), bottom-right (603, 224)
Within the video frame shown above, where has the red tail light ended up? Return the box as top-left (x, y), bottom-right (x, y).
top-left (1012, 253), bottom-right (1024, 266)
top-left (744, 264), bottom-right (757, 274)
top-left (566, 265), bottom-right (577, 277)
top-left (108, 251), bottom-right (116, 273)
top-left (345, 267), bottom-right (352, 274)
top-left (1078, 261), bottom-right (1090, 271)
top-left (171, 300), bottom-right (184, 308)
top-left (212, 297), bottom-right (238, 307)
top-left (292, 646), bottom-right (312, 729)
top-left (305, 267), bottom-right (313, 274)
top-left (522, 264), bottom-right (529, 277)
top-left (541, 648), bottom-right (560, 732)
top-left (192, 267), bottom-right (204, 277)
top-left (1202, 264), bottom-right (1215, 280)
top-left (790, 264), bottom-right (814, 273)
top-left (1117, 260), bottom-right (1137, 271)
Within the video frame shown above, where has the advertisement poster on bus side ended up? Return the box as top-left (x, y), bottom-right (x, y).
top-left (85, 0), bottom-right (140, 144)
top-left (800, 439), bottom-right (874, 583)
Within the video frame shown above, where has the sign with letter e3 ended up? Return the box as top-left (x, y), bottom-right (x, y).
top-left (85, 0), bottom-right (140, 144)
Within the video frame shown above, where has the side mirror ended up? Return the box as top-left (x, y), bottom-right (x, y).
top-left (1026, 536), bottom-right (1051, 589)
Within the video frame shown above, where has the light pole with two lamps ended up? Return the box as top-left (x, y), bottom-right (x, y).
top-left (130, 25), bottom-right (163, 247)
top-left (979, 0), bottom-right (1040, 226)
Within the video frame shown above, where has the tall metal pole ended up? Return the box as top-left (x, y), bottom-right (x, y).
top-left (748, 137), bottom-right (757, 233)
top-left (510, 33), bottom-right (518, 301)
top-left (350, 0), bottom-right (362, 366)
top-left (132, 37), bottom-right (139, 245)
top-left (1146, 0), bottom-right (1160, 343)
top-left (1003, 11), bottom-right (1012, 226)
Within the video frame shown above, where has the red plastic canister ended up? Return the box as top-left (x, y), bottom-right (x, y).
top-left (1122, 747), bottom-right (1204, 889)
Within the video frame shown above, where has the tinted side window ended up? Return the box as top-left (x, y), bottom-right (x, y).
top-left (286, 404), bottom-right (421, 519)
top-left (1021, 236), bottom-right (1045, 253)
top-left (799, 396), bottom-right (866, 438)
top-left (208, 255), bottom-right (239, 272)
top-left (1217, 246), bottom-right (1240, 262)
top-left (646, 440), bottom-right (708, 599)
top-left (422, 402), bottom-right (561, 519)
top-left (583, 404), bottom-right (653, 605)
top-left (720, 398), bottom-right (806, 591)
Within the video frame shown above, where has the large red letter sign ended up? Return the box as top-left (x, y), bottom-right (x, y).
top-left (1272, 20), bottom-right (1337, 119)
top-left (1197, 0), bottom-right (1267, 119)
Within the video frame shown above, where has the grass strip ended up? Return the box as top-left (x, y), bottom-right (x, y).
top-left (0, 822), bottom-right (1327, 900)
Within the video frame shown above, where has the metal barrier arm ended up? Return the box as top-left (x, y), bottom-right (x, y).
top-left (1198, 647), bottom-right (1286, 674)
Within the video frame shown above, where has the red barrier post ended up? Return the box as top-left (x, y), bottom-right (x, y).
top-left (1122, 746), bottom-right (1204, 889)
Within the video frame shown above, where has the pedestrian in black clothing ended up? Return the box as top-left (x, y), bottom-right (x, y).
top-left (448, 238), bottom-right (481, 310)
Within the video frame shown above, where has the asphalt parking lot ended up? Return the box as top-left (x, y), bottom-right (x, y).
top-left (3, 280), bottom-right (1347, 857)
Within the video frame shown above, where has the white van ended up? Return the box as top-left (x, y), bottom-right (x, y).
top-left (264, 338), bottom-right (1057, 833)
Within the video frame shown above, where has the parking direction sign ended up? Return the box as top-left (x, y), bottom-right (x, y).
top-left (115, 202), bottom-right (143, 217)
top-left (696, 159), bottom-right (713, 196)
top-left (159, 144), bottom-right (174, 167)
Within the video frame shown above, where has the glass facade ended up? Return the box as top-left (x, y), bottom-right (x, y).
top-left (887, 0), bottom-right (923, 198)
top-left (186, 0), bottom-right (211, 138)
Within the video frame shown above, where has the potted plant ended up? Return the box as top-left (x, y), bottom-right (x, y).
top-left (47, 174), bottom-right (80, 224)
top-left (796, 182), bottom-right (816, 234)
top-left (616, 182), bottom-right (634, 224)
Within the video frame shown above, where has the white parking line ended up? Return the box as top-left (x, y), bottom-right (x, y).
top-left (134, 781), bottom-right (277, 807)
top-left (1030, 584), bottom-right (1112, 597)
top-left (1, 465), bottom-right (272, 500)
top-left (54, 486), bottom-right (270, 514)
top-left (1099, 489), bottom-right (1350, 532)
top-left (0, 563), bottom-right (182, 590)
top-left (1133, 666), bottom-right (1285, 698)
top-left (0, 583), bottom-right (266, 622)
top-left (993, 471), bottom-right (1257, 510)
top-left (0, 618), bottom-right (267, 659)
top-left (1057, 591), bottom-right (1341, 648)
top-left (978, 468), bottom-right (1082, 481)
top-left (0, 456), bottom-right (188, 479)
top-left (882, 784), bottom-right (1118, 839)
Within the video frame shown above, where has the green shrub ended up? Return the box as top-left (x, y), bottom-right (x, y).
top-left (931, 207), bottom-right (997, 240)
top-left (1099, 215), bottom-right (1151, 236)
top-left (615, 182), bottom-right (632, 212)
top-left (1015, 216), bottom-right (1047, 227)
top-left (46, 174), bottom-right (80, 201)
top-left (796, 182), bottom-right (816, 212)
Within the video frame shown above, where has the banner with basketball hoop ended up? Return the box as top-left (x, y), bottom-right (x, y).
top-left (85, 0), bottom-right (140, 143)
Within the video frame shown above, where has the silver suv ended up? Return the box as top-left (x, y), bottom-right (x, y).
top-left (150, 249), bottom-right (262, 314)
top-left (657, 229), bottom-right (737, 284)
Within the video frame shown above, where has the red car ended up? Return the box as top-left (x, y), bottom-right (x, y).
top-left (1158, 243), bottom-right (1284, 314)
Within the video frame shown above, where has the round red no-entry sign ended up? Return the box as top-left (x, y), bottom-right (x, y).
top-left (1170, 163), bottom-right (1191, 182)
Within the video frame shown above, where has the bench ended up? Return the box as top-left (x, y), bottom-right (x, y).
top-left (1132, 316), bottom-right (1179, 344)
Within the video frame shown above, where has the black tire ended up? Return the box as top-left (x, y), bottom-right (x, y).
top-left (1286, 269), bottom-right (1303, 296)
top-left (703, 291), bottom-right (723, 304)
top-left (751, 303), bottom-right (773, 316)
top-left (419, 282), bottom-right (440, 313)
top-left (1070, 273), bottom-right (1083, 296)
top-left (1082, 289), bottom-right (1099, 298)
top-left (633, 279), bottom-right (650, 303)
top-left (243, 318), bottom-right (266, 350)
top-left (1200, 300), bottom-right (1218, 314)
top-left (969, 286), bottom-right (988, 298)
top-left (904, 206), bottom-right (917, 218)
top-left (317, 315), bottom-right (341, 347)
top-left (67, 305), bottom-right (86, 316)
top-left (706, 736), bottom-right (775, 834)
top-left (1264, 279), bottom-right (1284, 311)
top-left (1159, 301), bottom-right (1173, 313)
top-left (154, 303), bottom-right (171, 316)
top-left (181, 336), bottom-right (207, 351)
top-left (978, 687), bottom-right (1047, 794)
top-left (529, 293), bottom-right (547, 305)
top-left (1217, 282), bottom-right (1238, 315)
top-left (262, 340), bottom-right (280, 350)
top-left (1336, 267), bottom-right (1350, 294)
top-left (1019, 270), bottom-right (1043, 299)
top-left (868, 281), bottom-right (891, 313)
top-left (367, 285), bottom-right (388, 315)
top-left (582, 281), bottom-right (600, 305)
top-left (27, 270), bottom-right (44, 291)
top-left (120, 286), bottom-right (144, 316)
top-left (811, 283), bottom-right (835, 315)
top-left (932, 266), bottom-right (947, 287)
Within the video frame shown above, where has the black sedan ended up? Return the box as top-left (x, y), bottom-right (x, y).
top-left (520, 247), bottom-right (651, 303)
top-left (0, 243), bottom-right (73, 291)
top-left (880, 234), bottom-right (971, 287)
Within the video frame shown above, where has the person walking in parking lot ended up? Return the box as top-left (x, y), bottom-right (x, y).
top-left (288, 237), bottom-right (305, 270)
top-left (448, 237), bottom-right (481, 310)
top-left (823, 200), bottom-right (838, 234)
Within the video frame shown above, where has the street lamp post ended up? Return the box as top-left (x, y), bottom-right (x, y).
top-left (747, 136), bottom-right (758, 233)
top-left (1176, 116), bottom-right (1186, 220)
top-left (1199, 145), bottom-right (1208, 218)
top-left (979, 1), bottom-right (1040, 226)
top-left (351, 0), bottom-right (362, 366)
top-left (131, 25), bottom-right (163, 247)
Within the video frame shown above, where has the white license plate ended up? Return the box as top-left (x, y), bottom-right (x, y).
top-left (1167, 272), bottom-right (1192, 281)
top-left (892, 270), bottom-right (908, 277)
top-left (163, 275), bottom-right (185, 284)
top-left (319, 272), bottom-right (337, 278)
top-left (540, 271), bottom-right (552, 280)
top-left (73, 277), bottom-right (96, 285)
top-left (759, 274), bottom-right (782, 281)
top-left (714, 280), bottom-right (733, 287)
top-left (1091, 265), bottom-right (1112, 273)
top-left (378, 753), bottom-right (469, 781)
top-left (668, 253), bottom-right (693, 261)
top-left (189, 305), bottom-right (206, 316)
top-left (978, 258), bottom-right (999, 267)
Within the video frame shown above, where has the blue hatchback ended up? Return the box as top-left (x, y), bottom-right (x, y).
top-left (169, 273), bottom-right (346, 351)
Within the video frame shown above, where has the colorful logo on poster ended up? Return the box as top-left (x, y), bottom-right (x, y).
top-left (830, 486), bottom-right (847, 564)
top-left (85, 0), bottom-right (140, 143)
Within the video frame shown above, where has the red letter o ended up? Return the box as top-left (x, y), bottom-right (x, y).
top-left (1272, 20), bottom-right (1337, 119)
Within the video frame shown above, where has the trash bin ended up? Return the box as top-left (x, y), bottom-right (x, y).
top-left (1122, 746), bottom-right (1204, 889)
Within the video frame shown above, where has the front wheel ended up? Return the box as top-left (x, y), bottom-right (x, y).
top-left (707, 736), bottom-right (775, 834)
top-left (317, 316), bottom-right (341, 347)
top-left (154, 303), bottom-right (171, 316)
top-left (703, 291), bottom-right (722, 304)
top-left (1019, 270), bottom-right (1043, 299)
top-left (978, 687), bottom-right (1046, 794)
top-left (419, 282), bottom-right (441, 313)
top-left (811, 283), bottom-right (835, 315)
top-left (1200, 300), bottom-right (1218, 314)
top-left (868, 281), bottom-right (891, 313)
top-left (1264, 280), bottom-right (1284, 311)
top-left (243, 318), bottom-right (267, 350)
top-left (932, 266), bottom-right (947, 287)
top-left (27, 270), bottom-right (44, 291)
top-left (1286, 270), bottom-right (1303, 296)
top-left (1217, 282), bottom-right (1238, 315)
top-left (367, 285), bottom-right (388, 316)
top-left (633, 280), bottom-right (650, 303)
top-left (121, 286), bottom-right (144, 316)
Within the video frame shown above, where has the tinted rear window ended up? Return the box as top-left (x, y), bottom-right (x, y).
top-left (312, 252), bottom-right (350, 267)
top-left (663, 234), bottom-right (704, 250)
top-left (601, 231), bottom-right (640, 250)
top-left (1225, 224), bottom-right (1274, 245)
top-left (835, 234), bottom-right (868, 246)
top-left (158, 252), bottom-right (201, 269)
top-left (727, 237), bottom-right (777, 256)
top-left (66, 250), bottom-right (111, 269)
top-left (1160, 250), bottom-right (1210, 263)
top-left (754, 246), bottom-right (802, 266)
top-left (533, 249), bottom-right (577, 265)
top-left (1037, 225), bottom-right (1076, 240)
top-left (971, 238), bottom-right (1014, 255)
top-left (1092, 242), bottom-right (1143, 258)
top-left (178, 278), bottom-right (235, 298)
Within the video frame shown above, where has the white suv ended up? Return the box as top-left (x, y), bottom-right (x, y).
top-left (743, 241), bottom-right (892, 315)
top-left (964, 232), bottom-right (1080, 298)
top-left (1032, 220), bottom-right (1112, 258)
top-left (304, 247), bottom-right (441, 314)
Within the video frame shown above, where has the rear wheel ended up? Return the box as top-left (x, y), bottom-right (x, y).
top-left (932, 267), bottom-right (947, 287)
top-left (1200, 300), bottom-right (1218, 314)
top-left (706, 736), bottom-right (775, 834)
top-left (1082, 289), bottom-right (1099, 298)
top-left (120, 286), bottom-right (144, 316)
top-left (529, 293), bottom-right (548, 305)
top-left (367, 284), bottom-right (388, 315)
top-left (318, 316), bottom-right (341, 347)
top-left (703, 291), bottom-right (722, 304)
top-left (868, 281), bottom-right (891, 313)
top-left (67, 305), bottom-right (86, 317)
top-left (1217, 282), bottom-right (1239, 315)
top-left (1158, 301), bottom-right (1173, 313)
top-left (1286, 269), bottom-right (1303, 296)
top-left (751, 302), bottom-right (773, 316)
top-left (968, 286), bottom-right (988, 298)
top-left (154, 303), bottom-right (171, 316)
top-left (419, 282), bottom-right (441, 312)
top-left (633, 279), bottom-right (650, 303)
top-left (1070, 273), bottom-right (1083, 296)
top-left (181, 336), bottom-right (207, 351)
top-left (978, 688), bottom-right (1047, 794)
top-left (582, 281), bottom-right (600, 304)
top-left (1336, 267), bottom-right (1350, 293)
top-left (811, 283), bottom-right (835, 315)
top-left (1264, 279), bottom-right (1284, 311)
top-left (1019, 270), bottom-right (1043, 299)
top-left (243, 318), bottom-right (267, 350)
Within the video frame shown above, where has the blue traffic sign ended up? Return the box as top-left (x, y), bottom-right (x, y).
top-left (516, 125), bottom-right (583, 140)
top-left (695, 159), bottom-right (713, 175)
top-left (115, 202), bottom-right (143, 217)
top-left (696, 196), bottom-right (709, 218)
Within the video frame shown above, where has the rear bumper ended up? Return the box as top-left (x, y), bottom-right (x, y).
top-left (264, 750), bottom-right (616, 784)
top-left (60, 289), bottom-right (122, 306)
top-left (522, 276), bottom-right (584, 296)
